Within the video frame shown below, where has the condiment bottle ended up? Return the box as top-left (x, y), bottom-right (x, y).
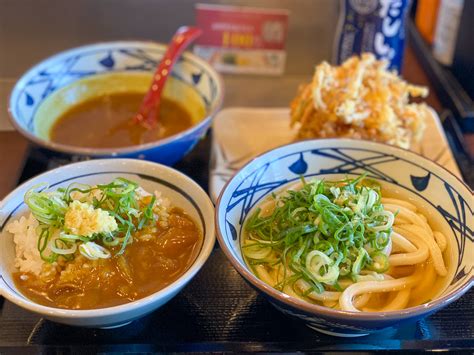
top-left (333, 0), bottom-right (411, 72)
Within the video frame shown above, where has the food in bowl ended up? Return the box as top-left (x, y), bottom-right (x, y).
top-left (9, 41), bottom-right (223, 165)
top-left (51, 94), bottom-right (193, 148)
top-left (242, 175), bottom-right (449, 312)
top-left (37, 72), bottom-right (206, 149)
top-left (6, 177), bottom-right (202, 309)
top-left (290, 53), bottom-right (429, 149)
top-left (216, 138), bottom-right (472, 336)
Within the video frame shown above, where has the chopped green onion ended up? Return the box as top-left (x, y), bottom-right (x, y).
top-left (243, 175), bottom-right (394, 293)
top-left (367, 252), bottom-right (390, 273)
top-left (50, 238), bottom-right (77, 255)
top-left (79, 242), bottom-right (111, 260)
top-left (243, 241), bottom-right (273, 259)
top-left (25, 185), bottom-right (67, 227)
top-left (24, 178), bottom-right (159, 263)
top-left (352, 247), bottom-right (369, 275)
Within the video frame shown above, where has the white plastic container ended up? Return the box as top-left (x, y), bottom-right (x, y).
top-left (433, 0), bottom-right (464, 66)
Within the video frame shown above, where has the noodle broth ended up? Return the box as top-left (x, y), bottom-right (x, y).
top-left (380, 184), bottom-right (454, 308)
top-left (242, 177), bottom-right (454, 312)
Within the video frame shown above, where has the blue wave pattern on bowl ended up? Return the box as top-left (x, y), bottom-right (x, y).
top-left (0, 159), bottom-right (216, 327)
top-left (9, 42), bottom-right (222, 165)
top-left (0, 170), bottom-right (205, 299)
top-left (220, 142), bottom-right (473, 336)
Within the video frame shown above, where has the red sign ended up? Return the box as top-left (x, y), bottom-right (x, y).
top-left (194, 4), bottom-right (289, 75)
top-left (196, 4), bottom-right (288, 50)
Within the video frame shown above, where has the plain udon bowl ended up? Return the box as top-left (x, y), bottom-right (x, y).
top-left (0, 159), bottom-right (215, 328)
top-left (8, 41), bottom-right (223, 165)
top-left (216, 138), bottom-right (473, 337)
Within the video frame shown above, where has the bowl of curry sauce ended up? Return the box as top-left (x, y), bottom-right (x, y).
top-left (9, 41), bottom-right (224, 165)
top-left (0, 158), bottom-right (216, 327)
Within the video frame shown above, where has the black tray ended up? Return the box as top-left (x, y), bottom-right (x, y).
top-left (1, 132), bottom-right (473, 353)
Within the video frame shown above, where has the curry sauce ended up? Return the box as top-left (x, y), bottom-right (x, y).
top-left (13, 208), bottom-right (201, 310)
top-left (50, 93), bottom-right (193, 148)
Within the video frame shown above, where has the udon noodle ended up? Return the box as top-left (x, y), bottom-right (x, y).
top-left (242, 176), bottom-right (450, 312)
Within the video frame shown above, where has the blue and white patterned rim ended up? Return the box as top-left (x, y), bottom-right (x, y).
top-left (224, 146), bottom-right (472, 284)
top-left (0, 171), bottom-right (206, 299)
top-left (8, 41), bottom-right (224, 156)
top-left (216, 139), bottom-right (473, 321)
top-left (0, 159), bottom-right (216, 318)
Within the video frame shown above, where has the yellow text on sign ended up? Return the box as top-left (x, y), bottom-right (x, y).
top-left (222, 32), bottom-right (254, 47)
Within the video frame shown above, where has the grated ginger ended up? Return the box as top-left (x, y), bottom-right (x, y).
top-left (64, 200), bottom-right (118, 237)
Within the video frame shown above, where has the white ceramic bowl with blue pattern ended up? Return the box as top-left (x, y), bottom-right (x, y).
top-left (0, 159), bottom-right (215, 328)
top-left (216, 138), bottom-right (473, 337)
top-left (9, 41), bottom-right (223, 165)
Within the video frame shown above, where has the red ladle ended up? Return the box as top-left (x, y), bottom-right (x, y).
top-left (133, 26), bottom-right (203, 129)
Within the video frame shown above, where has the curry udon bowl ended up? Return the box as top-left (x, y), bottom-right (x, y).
top-left (8, 41), bottom-right (223, 165)
top-left (216, 138), bottom-right (473, 337)
top-left (0, 159), bottom-right (215, 328)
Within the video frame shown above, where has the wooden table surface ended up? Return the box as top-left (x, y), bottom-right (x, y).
top-left (0, 46), bottom-right (471, 199)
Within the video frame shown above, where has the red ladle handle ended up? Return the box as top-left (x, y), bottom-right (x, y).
top-left (133, 26), bottom-right (203, 128)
